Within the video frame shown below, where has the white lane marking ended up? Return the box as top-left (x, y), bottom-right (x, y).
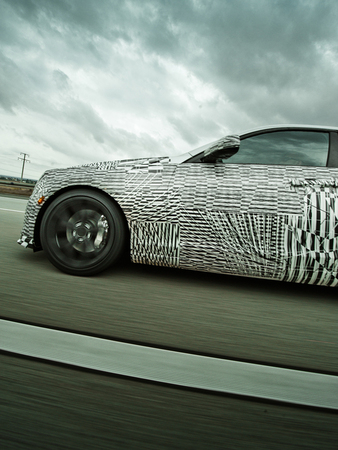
top-left (0, 208), bottom-right (25, 213)
top-left (0, 319), bottom-right (337, 410)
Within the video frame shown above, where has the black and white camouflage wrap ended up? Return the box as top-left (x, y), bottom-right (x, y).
top-left (18, 156), bottom-right (338, 286)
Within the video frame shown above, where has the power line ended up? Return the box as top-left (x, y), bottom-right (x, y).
top-left (18, 152), bottom-right (30, 181)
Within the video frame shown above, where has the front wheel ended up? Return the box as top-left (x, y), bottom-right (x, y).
top-left (40, 190), bottom-right (126, 276)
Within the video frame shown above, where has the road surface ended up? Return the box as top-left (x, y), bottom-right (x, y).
top-left (0, 195), bottom-right (337, 448)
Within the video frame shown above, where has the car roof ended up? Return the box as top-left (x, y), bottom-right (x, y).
top-left (170, 124), bottom-right (338, 163)
top-left (239, 123), bottom-right (338, 137)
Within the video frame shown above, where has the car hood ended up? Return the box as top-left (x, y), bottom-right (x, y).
top-left (80, 156), bottom-right (172, 171)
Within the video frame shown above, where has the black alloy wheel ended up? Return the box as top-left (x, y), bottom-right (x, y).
top-left (40, 190), bottom-right (126, 275)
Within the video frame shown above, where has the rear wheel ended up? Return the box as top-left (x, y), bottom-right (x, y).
top-left (40, 190), bottom-right (126, 276)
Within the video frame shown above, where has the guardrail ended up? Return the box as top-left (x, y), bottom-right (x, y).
top-left (0, 180), bottom-right (35, 197)
top-left (0, 180), bottom-right (36, 188)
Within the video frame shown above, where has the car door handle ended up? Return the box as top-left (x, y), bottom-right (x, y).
top-left (289, 178), bottom-right (337, 188)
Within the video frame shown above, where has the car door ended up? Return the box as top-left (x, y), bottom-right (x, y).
top-left (175, 129), bottom-right (338, 286)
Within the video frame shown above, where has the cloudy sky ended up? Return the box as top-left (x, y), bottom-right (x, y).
top-left (1, 0), bottom-right (338, 179)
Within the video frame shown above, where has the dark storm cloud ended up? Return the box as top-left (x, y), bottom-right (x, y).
top-left (1, 0), bottom-right (338, 178)
top-left (3, 0), bottom-right (338, 106)
top-left (124, 0), bottom-right (338, 122)
top-left (4, 0), bottom-right (338, 78)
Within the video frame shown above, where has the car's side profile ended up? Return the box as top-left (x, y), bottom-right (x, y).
top-left (18, 125), bottom-right (338, 286)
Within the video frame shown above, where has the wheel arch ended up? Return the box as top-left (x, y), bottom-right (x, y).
top-left (34, 185), bottom-right (130, 250)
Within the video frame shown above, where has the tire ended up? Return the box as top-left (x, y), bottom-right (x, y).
top-left (40, 189), bottom-right (126, 276)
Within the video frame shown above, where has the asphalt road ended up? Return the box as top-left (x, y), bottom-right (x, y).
top-left (1, 195), bottom-right (337, 448)
top-left (2, 354), bottom-right (337, 450)
top-left (1, 196), bottom-right (337, 372)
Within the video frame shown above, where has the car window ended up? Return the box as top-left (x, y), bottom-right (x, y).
top-left (224, 131), bottom-right (329, 166)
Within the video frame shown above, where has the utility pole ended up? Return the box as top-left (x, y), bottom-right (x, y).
top-left (18, 152), bottom-right (30, 182)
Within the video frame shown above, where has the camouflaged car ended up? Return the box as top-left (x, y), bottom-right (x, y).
top-left (18, 125), bottom-right (338, 286)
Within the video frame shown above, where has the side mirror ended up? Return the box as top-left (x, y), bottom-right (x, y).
top-left (201, 135), bottom-right (240, 162)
